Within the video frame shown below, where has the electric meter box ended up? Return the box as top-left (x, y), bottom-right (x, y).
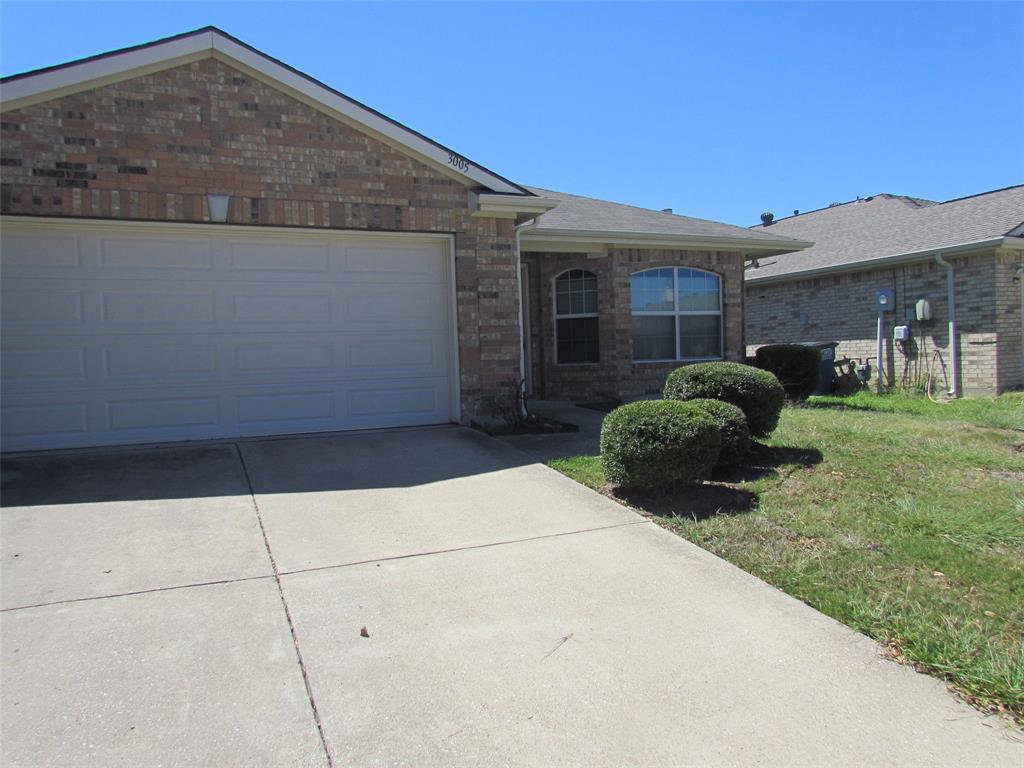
top-left (915, 298), bottom-right (932, 321)
top-left (875, 289), bottom-right (895, 312)
top-left (893, 324), bottom-right (911, 341)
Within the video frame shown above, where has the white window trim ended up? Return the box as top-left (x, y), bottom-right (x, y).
top-left (631, 267), bottom-right (724, 363)
top-left (553, 269), bottom-right (600, 366)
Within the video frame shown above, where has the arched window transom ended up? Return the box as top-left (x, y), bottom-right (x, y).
top-left (631, 267), bottom-right (722, 361)
top-left (554, 269), bottom-right (599, 364)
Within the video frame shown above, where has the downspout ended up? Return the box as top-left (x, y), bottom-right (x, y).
top-left (934, 252), bottom-right (960, 397)
top-left (514, 217), bottom-right (539, 417)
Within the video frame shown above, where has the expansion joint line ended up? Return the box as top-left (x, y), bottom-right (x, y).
top-left (234, 443), bottom-right (335, 768)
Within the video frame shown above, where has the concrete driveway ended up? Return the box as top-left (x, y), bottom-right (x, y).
top-left (1, 427), bottom-right (1019, 767)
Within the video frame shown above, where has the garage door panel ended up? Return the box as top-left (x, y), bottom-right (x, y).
top-left (348, 337), bottom-right (434, 369)
top-left (230, 292), bottom-right (333, 326)
top-left (109, 396), bottom-right (221, 431)
top-left (345, 336), bottom-right (447, 381)
top-left (1, 232), bottom-right (81, 268)
top-left (344, 244), bottom-right (443, 275)
top-left (229, 241), bottom-right (330, 272)
top-left (344, 289), bottom-right (442, 327)
top-left (99, 237), bottom-right (213, 270)
top-left (236, 391), bottom-right (335, 425)
top-left (1, 223), bottom-right (455, 450)
top-left (3, 287), bottom-right (85, 327)
top-left (234, 342), bottom-right (335, 374)
top-left (2, 347), bottom-right (87, 383)
top-left (102, 289), bottom-right (217, 325)
top-left (103, 343), bottom-right (219, 379)
top-left (2, 402), bottom-right (90, 439)
top-left (348, 384), bottom-right (438, 419)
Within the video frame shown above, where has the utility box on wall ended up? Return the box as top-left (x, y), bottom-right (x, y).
top-left (915, 298), bottom-right (932, 321)
top-left (875, 289), bottom-right (895, 312)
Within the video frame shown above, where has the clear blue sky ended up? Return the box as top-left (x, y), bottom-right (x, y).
top-left (3, 2), bottom-right (1022, 225)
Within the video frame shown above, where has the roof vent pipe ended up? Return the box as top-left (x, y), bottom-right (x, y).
top-left (661, 208), bottom-right (673, 214)
top-left (760, 212), bottom-right (774, 226)
top-left (934, 252), bottom-right (960, 398)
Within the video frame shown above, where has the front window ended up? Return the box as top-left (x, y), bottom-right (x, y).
top-left (555, 269), bottom-right (599, 364)
top-left (631, 267), bottom-right (722, 361)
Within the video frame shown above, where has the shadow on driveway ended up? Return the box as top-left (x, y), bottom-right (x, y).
top-left (1, 427), bottom-right (535, 507)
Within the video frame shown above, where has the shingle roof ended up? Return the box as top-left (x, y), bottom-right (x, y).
top-left (525, 186), bottom-right (807, 247)
top-left (746, 185), bottom-right (1024, 282)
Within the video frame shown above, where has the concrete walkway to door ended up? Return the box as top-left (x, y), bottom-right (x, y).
top-left (1, 427), bottom-right (1020, 767)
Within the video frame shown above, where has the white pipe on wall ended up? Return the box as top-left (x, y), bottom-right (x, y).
top-left (934, 252), bottom-right (960, 397)
top-left (513, 218), bottom-right (538, 415)
top-left (876, 312), bottom-right (885, 393)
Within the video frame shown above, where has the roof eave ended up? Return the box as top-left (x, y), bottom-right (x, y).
top-left (473, 193), bottom-right (559, 219)
top-left (746, 236), bottom-right (1024, 285)
top-left (521, 227), bottom-right (812, 255)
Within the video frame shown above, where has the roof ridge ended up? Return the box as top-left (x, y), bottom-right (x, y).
top-left (938, 183), bottom-right (1024, 206)
top-left (527, 186), bottom-right (693, 220)
top-left (760, 184), bottom-right (1024, 229)
top-left (751, 194), bottom-right (888, 228)
top-left (751, 190), bottom-right (956, 229)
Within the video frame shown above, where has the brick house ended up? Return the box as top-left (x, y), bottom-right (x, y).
top-left (0, 27), bottom-right (806, 451)
top-left (745, 186), bottom-right (1024, 396)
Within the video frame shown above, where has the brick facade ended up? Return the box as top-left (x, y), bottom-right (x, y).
top-left (745, 248), bottom-right (1024, 395)
top-left (0, 58), bottom-right (521, 423)
top-left (523, 247), bottom-right (746, 402)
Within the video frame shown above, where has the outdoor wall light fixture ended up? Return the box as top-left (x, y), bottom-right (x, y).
top-left (207, 194), bottom-right (230, 223)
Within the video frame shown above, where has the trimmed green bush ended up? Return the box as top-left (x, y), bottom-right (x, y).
top-left (663, 361), bottom-right (785, 438)
top-left (600, 400), bottom-right (721, 489)
top-left (685, 398), bottom-right (750, 465)
top-left (754, 344), bottom-right (822, 400)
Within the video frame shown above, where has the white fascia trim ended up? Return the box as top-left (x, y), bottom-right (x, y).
top-left (474, 193), bottom-right (559, 219)
top-left (0, 32), bottom-right (215, 106)
top-left (521, 228), bottom-right (812, 254)
top-left (1, 29), bottom-right (529, 196)
top-left (746, 236), bottom-right (1020, 285)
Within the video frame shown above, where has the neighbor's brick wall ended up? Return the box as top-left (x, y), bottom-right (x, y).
top-left (745, 249), bottom-right (1018, 396)
top-left (0, 57), bottom-right (520, 422)
top-left (994, 248), bottom-right (1024, 392)
top-left (523, 247), bottom-right (745, 402)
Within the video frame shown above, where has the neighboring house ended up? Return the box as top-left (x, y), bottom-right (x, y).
top-left (0, 27), bottom-right (807, 452)
top-left (745, 186), bottom-right (1024, 396)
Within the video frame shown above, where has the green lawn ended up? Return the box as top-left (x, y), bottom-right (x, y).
top-left (808, 389), bottom-right (1024, 430)
top-left (549, 394), bottom-right (1024, 722)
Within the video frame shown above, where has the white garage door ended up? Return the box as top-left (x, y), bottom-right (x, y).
top-left (1, 219), bottom-right (457, 452)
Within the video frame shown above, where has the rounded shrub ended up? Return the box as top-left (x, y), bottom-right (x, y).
top-left (754, 344), bottom-right (822, 400)
top-left (685, 398), bottom-right (750, 465)
top-left (600, 399), bottom-right (721, 489)
top-left (663, 361), bottom-right (785, 438)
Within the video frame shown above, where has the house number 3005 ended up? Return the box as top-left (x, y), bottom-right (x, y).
top-left (447, 152), bottom-right (470, 172)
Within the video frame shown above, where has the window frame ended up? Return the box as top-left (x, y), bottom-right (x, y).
top-left (552, 268), bottom-right (600, 366)
top-left (630, 267), bottom-right (724, 363)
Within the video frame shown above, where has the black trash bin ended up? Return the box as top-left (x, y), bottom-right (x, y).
top-left (802, 341), bottom-right (839, 395)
